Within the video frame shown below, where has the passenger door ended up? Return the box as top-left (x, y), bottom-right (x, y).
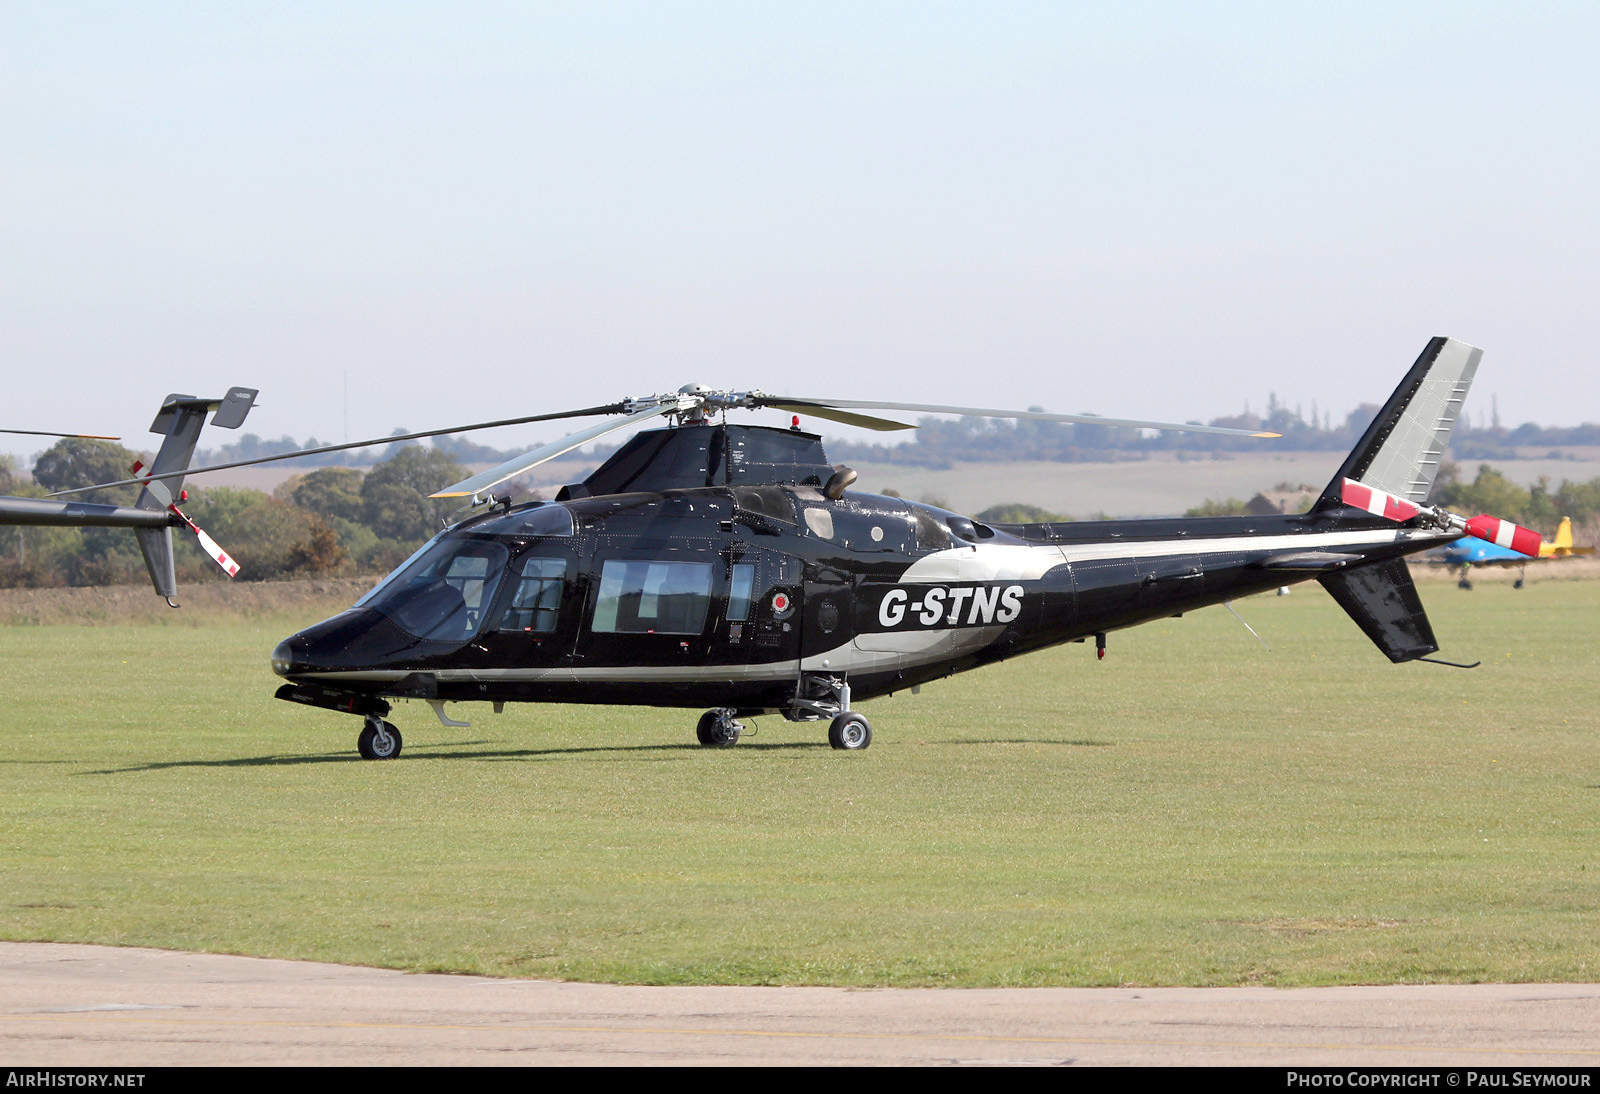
top-left (578, 543), bottom-right (721, 667)
top-left (475, 546), bottom-right (582, 666)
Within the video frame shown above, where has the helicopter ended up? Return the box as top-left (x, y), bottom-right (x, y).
top-left (0, 388), bottom-right (259, 600)
top-left (30, 337), bottom-right (1539, 760)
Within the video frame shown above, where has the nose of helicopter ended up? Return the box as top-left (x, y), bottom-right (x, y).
top-left (269, 610), bottom-right (379, 677)
top-left (270, 629), bottom-right (328, 677)
top-left (269, 607), bottom-right (442, 678)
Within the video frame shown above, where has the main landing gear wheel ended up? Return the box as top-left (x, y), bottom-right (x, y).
top-left (828, 712), bottom-right (872, 751)
top-left (358, 719), bottom-right (403, 760)
top-left (696, 709), bottom-right (741, 748)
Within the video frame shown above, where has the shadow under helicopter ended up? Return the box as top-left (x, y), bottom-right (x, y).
top-left (80, 738), bottom-right (834, 773)
top-left (81, 735), bottom-right (1115, 773)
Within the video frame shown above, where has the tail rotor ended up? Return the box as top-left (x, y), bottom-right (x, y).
top-left (1340, 478), bottom-right (1542, 557)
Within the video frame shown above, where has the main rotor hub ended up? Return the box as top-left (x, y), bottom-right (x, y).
top-left (625, 386), bottom-right (763, 423)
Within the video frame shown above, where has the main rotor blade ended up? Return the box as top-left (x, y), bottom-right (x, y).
top-left (1, 429), bottom-right (121, 440)
top-left (47, 403), bottom-right (628, 497)
top-left (429, 404), bottom-right (673, 499)
top-left (761, 403), bottom-right (916, 432)
top-left (766, 396), bottom-right (1281, 438)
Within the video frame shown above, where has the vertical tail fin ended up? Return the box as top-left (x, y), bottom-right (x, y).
top-left (1313, 338), bottom-right (1480, 662)
top-left (133, 387), bottom-right (256, 604)
top-left (1314, 337), bottom-right (1481, 511)
top-left (1549, 517), bottom-right (1573, 556)
top-left (1320, 557), bottom-right (1439, 663)
top-left (135, 526), bottom-right (178, 603)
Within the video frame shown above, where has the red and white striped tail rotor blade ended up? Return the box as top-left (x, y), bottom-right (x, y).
top-left (193, 525), bottom-right (241, 577)
top-left (167, 505), bottom-right (242, 578)
top-left (1464, 515), bottom-right (1543, 557)
top-left (1340, 478), bottom-right (1422, 522)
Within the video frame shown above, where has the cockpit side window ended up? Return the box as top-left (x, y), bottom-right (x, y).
top-left (496, 557), bottom-right (569, 634)
top-left (362, 538), bottom-right (510, 642)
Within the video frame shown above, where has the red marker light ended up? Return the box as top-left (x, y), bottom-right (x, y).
top-left (792, 415), bottom-right (800, 428)
top-left (180, 490), bottom-right (188, 502)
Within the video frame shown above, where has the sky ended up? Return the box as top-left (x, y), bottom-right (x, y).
top-left (5, 2), bottom-right (1599, 469)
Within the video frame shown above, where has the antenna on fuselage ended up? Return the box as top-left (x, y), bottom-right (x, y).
top-left (1223, 601), bottom-right (1272, 652)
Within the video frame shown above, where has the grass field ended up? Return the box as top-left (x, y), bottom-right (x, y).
top-left (2, 579), bottom-right (1597, 987)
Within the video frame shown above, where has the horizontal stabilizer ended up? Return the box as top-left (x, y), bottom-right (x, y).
top-left (1319, 556), bottom-right (1438, 663)
top-left (210, 387), bottom-right (259, 430)
top-left (140, 388), bottom-right (259, 508)
top-left (1258, 551), bottom-right (1362, 571)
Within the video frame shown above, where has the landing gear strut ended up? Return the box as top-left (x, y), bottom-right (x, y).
top-left (358, 714), bottom-right (403, 760)
top-left (696, 708), bottom-right (743, 748)
top-left (789, 674), bottom-right (872, 751)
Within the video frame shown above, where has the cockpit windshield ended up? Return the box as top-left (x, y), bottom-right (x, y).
top-left (359, 537), bottom-right (510, 642)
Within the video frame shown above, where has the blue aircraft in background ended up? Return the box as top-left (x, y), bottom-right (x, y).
top-left (1428, 517), bottom-right (1593, 589)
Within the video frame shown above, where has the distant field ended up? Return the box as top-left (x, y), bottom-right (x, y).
top-left (847, 453), bottom-right (1600, 518)
top-left (2, 578), bottom-right (1597, 987)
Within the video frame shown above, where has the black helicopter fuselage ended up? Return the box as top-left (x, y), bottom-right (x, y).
top-left (270, 431), bottom-right (1457, 723)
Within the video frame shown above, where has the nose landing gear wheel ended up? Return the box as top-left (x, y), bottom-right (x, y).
top-left (828, 712), bottom-right (871, 751)
top-left (358, 719), bottom-right (403, 760)
top-left (696, 709), bottom-right (741, 747)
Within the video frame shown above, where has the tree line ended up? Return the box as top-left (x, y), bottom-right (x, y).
top-left (1171, 464), bottom-right (1600, 537)
top-left (0, 439), bottom-right (474, 589)
top-left (1432, 464), bottom-right (1600, 539)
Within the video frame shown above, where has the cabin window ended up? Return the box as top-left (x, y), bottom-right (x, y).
top-left (727, 563), bottom-right (756, 622)
top-left (496, 556), bottom-right (569, 634)
top-left (592, 560), bottom-right (713, 635)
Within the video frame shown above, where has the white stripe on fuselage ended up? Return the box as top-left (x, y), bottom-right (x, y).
top-left (299, 624), bottom-right (1007, 685)
top-left (299, 663), bottom-right (804, 684)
